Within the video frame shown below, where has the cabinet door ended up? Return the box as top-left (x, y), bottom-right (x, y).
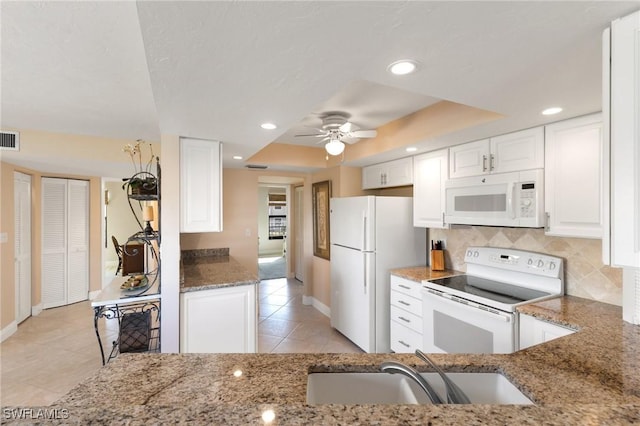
top-left (180, 138), bottom-right (222, 233)
top-left (413, 149), bottom-right (448, 228)
top-left (519, 314), bottom-right (574, 350)
top-left (384, 157), bottom-right (413, 187)
top-left (544, 114), bottom-right (603, 238)
top-left (490, 127), bottom-right (544, 173)
top-left (362, 163), bottom-right (384, 189)
top-left (449, 139), bottom-right (490, 178)
top-left (610, 12), bottom-right (640, 268)
top-left (180, 284), bottom-right (257, 353)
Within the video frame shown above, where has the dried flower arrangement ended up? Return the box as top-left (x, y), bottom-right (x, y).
top-left (122, 139), bottom-right (157, 195)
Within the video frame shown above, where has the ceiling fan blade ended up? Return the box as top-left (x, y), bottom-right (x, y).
top-left (349, 129), bottom-right (377, 138)
top-left (315, 136), bottom-right (330, 144)
top-left (295, 132), bottom-right (327, 137)
top-left (339, 122), bottom-right (352, 132)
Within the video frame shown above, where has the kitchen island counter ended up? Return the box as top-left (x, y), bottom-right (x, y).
top-left (180, 248), bottom-right (259, 293)
top-left (42, 295), bottom-right (640, 424)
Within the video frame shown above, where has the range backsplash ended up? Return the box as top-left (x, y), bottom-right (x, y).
top-left (429, 226), bottom-right (622, 306)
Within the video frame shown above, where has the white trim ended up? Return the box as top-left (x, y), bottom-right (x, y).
top-left (1, 321), bottom-right (17, 342)
top-left (89, 290), bottom-right (101, 300)
top-left (302, 296), bottom-right (330, 318)
top-left (31, 303), bottom-right (43, 316)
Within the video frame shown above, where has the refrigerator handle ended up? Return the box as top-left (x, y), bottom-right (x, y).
top-left (363, 251), bottom-right (367, 294)
top-left (362, 211), bottom-right (367, 251)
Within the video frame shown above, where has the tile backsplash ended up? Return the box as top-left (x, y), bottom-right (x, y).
top-left (429, 226), bottom-right (622, 306)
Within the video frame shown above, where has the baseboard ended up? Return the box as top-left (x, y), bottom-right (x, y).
top-left (1, 321), bottom-right (17, 342)
top-left (31, 303), bottom-right (43, 316)
top-left (302, 296), bottom-right (330, 318)
top-left (89, 290), bottom-right (101, 300)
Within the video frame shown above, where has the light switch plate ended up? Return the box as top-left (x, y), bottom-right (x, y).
top-left (0, 232), bottom-right (8, 243)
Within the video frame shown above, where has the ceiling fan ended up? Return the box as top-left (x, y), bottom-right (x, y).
top-left (295, 112), bottom-right (378, 156)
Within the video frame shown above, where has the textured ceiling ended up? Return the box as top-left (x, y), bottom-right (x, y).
top-left (2, 1), bottom-right (639, 176)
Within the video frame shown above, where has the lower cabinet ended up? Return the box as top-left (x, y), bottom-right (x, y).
top-left (390, 275), bottom-right (423, 353)
top-left (519, 314), bottom-right (575, 350)
top-left (180, 284), bottom-right (257, 353)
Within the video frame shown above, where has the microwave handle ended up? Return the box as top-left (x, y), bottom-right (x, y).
top-left (508, 183), bottom-right (516, 219)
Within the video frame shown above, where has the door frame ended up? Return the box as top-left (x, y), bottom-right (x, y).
top-left (14, 171), bottom-right (32, 323)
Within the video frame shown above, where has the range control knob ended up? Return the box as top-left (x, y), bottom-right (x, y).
top-left (537, 259), bottom-right (544, 268)
top-left (527, 258), bottom-right (533, 266)
top-left (549, 262), bottom-right (556, 270)
top-left (466, 250), bottom-right (473, 257)
top-left (522, 199), bottom-right (532, 206)
top-left (473, 250), bottom-right (480, 258)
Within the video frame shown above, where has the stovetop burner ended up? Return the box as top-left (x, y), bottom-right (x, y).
top-left (426, 275), bottom-right (552, 306)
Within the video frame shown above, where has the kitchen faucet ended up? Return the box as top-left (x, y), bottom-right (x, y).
top-left (380, 361), bottom-right (443, 404)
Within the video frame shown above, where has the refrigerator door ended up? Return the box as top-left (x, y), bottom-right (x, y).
top-left (330, 244), bottom-right (375, 352)
top-left (330, 196), bottom-right (375, 252)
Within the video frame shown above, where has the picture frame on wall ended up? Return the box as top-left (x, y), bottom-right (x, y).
top-left (312, 180), bottom-right (331, 260)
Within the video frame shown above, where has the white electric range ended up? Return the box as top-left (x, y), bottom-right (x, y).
top-left (422, 246), bottom-right (563, 354)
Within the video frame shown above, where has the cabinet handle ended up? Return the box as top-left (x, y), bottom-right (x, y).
top-left (545, 212), bottom-right (550, 232)
top-left (398, 340), bottom-right (411, 348)
top-left (482, 155), bottom-right (488, 172)
top-left (398, 316), bottom-right (411, 323)
top-left (490, 154), bottom-right (495, 171)
top-left (398, 300), bottom-right (411, 306)
top-left (399, 284), bottom-right (411, 290)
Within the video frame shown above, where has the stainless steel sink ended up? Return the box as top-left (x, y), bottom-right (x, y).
top-left (307, 372), bottom-right (534, 405)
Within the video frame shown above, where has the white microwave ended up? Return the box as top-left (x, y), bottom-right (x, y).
top-left (444, 169), bottom-right (544, 228)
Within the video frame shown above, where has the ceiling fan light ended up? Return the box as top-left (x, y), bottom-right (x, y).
top-left (325, 139), bottom-right (345, 156)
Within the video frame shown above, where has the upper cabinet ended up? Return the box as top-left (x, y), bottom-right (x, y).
top-left (413, 149), bottom-right (448, 228)
top-left (449, 127), bottom-right (544, 178)
top-left (544, 114), bottom-right (604, 239)
top-left (362, 157), bottom-right (413, 189)
top-left (606, 12), bottom-right (640, 269)
top-left (180, 138), bottom-right (223, 233)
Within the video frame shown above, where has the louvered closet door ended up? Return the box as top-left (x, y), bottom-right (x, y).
top-left (67, 180), bottom-right (89, 304)
top-left (42, 178), bottom-right (68, 308)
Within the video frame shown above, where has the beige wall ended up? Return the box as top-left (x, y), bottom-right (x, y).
top-left (429, 226), bottom-right (623, 306)
top-left (1, 161), bottom-right (103, 330)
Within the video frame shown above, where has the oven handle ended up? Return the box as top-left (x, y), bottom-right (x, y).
top-left (423, 288), bottom-right (513, 323)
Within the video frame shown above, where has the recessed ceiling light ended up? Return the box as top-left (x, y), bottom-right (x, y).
top-left (406, 147), bottom-right (417, 152)
top-left (542, 107), bottom-right (563, 116)
top-left (261, 122), bottom-right (277, 130)
top-left (388, 60), bottom-right (418, 75)
top-left (233, 155), bottom-right (243, 160)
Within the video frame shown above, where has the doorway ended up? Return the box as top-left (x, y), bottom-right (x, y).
top-left (14, 172), bottom-right (32, 323)
top-left (258, 185), bottom-right (288, 280)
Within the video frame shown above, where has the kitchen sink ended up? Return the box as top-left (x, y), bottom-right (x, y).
top-left (306, 372), bottom-right (534, 405)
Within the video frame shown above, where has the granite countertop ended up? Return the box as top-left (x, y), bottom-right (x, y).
top-left (390, 265), bottom-right (463, 282)
top-left (180, 249), bottom-right (259, 293)
top-left (16, 270), bottom-right (639, 424)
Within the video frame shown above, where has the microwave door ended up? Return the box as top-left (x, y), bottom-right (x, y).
top-left (445, 181), bottom-right (519, 226)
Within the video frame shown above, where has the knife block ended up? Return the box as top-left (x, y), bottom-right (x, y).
top-left (431, 250), bottom-right (445, 271)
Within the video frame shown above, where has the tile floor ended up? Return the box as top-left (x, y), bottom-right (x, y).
top-left (0, 277), bottom-right (360, 406)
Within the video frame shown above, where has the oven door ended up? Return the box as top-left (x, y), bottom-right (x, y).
top-left (422, 288), bottom-right (516, 354)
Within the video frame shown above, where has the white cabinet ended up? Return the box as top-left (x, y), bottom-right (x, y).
top-left (362, 157), bottom-right (413, 189)
top-left (544, 114), bottom-right (604, 238)
top-left (180, 138), bottom-right (223, 233)
top-left (180, 284), bottom-right (257, 353)
top-left (449, 127), bottom-right (544, 178)
top-left (390, 275), bottom-right (423, 353)
top-left (519, 314), bottom-right (575, 350)
top-left (606, 12), bottom-right (640, 269)
top-left (413, 149), bottom-right (448, 228)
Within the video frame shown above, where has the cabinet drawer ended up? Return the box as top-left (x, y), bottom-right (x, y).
top-left (390, 290), bottom-right (422, 317)
top-left (390, 276), bottom-right (422, 299)
top-left (390, 320), bottom-right (423, 353)
top-left (390, 305), bottom-right (422, 334)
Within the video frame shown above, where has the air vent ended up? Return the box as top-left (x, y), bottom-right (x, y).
top-left (0, 131), bottom-right (19, 151)
top-left (246, 164), bottom-right (268, 169)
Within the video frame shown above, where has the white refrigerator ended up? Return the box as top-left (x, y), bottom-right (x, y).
top-left (329, 196), bottom-right (426, 353)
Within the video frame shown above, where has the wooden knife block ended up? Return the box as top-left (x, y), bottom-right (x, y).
top-left (431, 250), bottom-right (445, 271)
